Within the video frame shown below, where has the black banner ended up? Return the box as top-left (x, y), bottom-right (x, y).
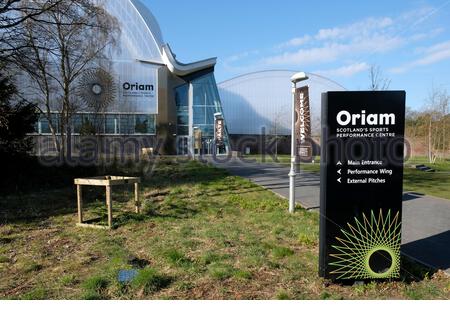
top-left (215, 118), bottom-right (225, 147)
top-left (319, 91), bottom-right (406, 281)
top-left (295, 86), bottom-right (313, 161)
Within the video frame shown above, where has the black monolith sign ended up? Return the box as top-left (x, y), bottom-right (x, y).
top-left (319, 91), bottom-right (406, 281)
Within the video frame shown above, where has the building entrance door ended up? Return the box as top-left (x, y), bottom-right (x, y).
top-left (177, 136), bottom-right (189, 155)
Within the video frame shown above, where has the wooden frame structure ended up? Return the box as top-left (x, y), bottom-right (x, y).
top-left (74, 176), bottom-right (141, 229)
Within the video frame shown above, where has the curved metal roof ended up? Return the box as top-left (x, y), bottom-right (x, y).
top-left (131, 0), bottom-right (217, 76)
top-left (218, 70), bottom-right (346, 136)
top-left (130, 0), bottom-right (164, 50)
top-left (219, 69), bottom-right (346, 90)
top-left (162, 44), bottom-right (217, 77)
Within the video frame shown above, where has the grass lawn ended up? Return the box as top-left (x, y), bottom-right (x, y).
top-left (244, 155), bottom-right (450, 200)
top-left (0, 159), bottom-right (449, 300)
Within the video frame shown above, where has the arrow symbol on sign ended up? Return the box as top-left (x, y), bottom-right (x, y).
top-left (337, 161), bottom-right (343, 166)
top-left (337, 177), bottom-right (342, 183)
top-left (337, 169), bottom-right (342, 175)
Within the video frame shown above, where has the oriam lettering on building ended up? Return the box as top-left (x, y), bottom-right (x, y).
top-left (336, 110), bottom-right (396, 126)
top-left (123, 82), bottom-right (154, 91)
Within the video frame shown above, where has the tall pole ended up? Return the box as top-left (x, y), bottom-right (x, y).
top-left (289, 81), bottom-right (297, 213)
top-left (188, 82), bottom-right (194, 158)
top-left (275, 120), bottom-right (278, 159)
top-left (289, 72), bottom-right (309, 213)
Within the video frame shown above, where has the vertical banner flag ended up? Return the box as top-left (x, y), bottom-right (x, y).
top-left (215, 118), bottom-right (225, 147)
top-left (194, 128), bottom-right (202, 150)
top-left (319, 91), bottom-right (406, 282)
top-left (295, 86), bottom-right (313, 161)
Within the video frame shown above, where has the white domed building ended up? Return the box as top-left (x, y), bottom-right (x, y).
top-left (218, 70), bottom-right (345, 154)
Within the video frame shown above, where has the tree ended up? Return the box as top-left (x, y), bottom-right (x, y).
top-left (368, 65), bottom-right (391, 91)
top-left (0, 0), bottom-right (63, 29)
top-left (267, 108), bottom-right (288, 158)
top-left (10, 0), bottom-right (119, 159)
top-left (0, 72), bottom-right (37, 156)
top-left (424, 85), bottom-right (449, 163)
top-left (0, 0), bottom-right (64, 57)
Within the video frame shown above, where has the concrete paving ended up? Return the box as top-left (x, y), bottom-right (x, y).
top-left (211, 157), bottom-right (450, 274)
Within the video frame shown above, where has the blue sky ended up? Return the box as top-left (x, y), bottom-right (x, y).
top-left (143, 0), bottom-right (450, 109)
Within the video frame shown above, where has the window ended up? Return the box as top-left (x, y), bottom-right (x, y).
top-left (39, 116), bottom-right (50, 134)
top-left (34, 113), bottom-right (156, 135)
top-left (177, 115), bottom-right (189, 126)
top-left (120, 115), bottom-right (133, 135)
top-left (135, 114), bottom-right (156, 134)
top-left (175, 84), bottom-right (189, 136)
top-left (92, 114), bottom-right (105, 134)
top-left (36, 114), bottom-right (60, 134)
top-left (192, 73), bottom-right (226, 138)
top-left (72, 115), bottom-right (83, 134)
top-left (105, 114), bottom-right (118, 134)
top-left (175, 84), bottom-right (188, 107)
top-left (177, 126), bottom-right (189, 136)
top-left (193, 106), bottom-right (205, 124)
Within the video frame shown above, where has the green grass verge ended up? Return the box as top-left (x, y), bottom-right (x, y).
top-left (0, 159), bottom-right (448, 299)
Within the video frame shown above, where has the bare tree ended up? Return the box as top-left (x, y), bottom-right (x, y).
top-left (0, 1), bottom-right (63, 128)
top-left (268, 108), bottom-right (287, 159)
top-left (0, 0), bottom-right (65, 57)
top-left (369, 65), bottom-right (391, 91)
top-left (0, 0), bottom-right (64, 29)
top-left (424, 85), bottom-right (449, 163)
top-left (11, 0), bottom-right (119, 158)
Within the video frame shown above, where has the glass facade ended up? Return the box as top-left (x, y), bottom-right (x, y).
top-left (175, 84), bottom-right (189, 136)
top-left (192, 73), bottom-right (224, 138)
top-left (175, 72), bottom-right (230, 154)
top-left (35, 113), bottom-right (156, 135)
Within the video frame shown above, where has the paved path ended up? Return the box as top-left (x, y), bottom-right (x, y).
top-left (212, 158), bottom-right (450, 274)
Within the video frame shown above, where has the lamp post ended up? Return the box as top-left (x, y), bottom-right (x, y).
top-left (289, 72), bottom-right (309, 213)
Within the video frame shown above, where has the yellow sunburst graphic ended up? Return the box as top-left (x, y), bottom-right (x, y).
top-left (329, 210), bottom-right (401, 280)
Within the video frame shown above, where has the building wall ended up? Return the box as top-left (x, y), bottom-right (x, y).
top-left (228, 134), bottom-right (321, 156)
top-left (219, 70), bottom-right (346, 137)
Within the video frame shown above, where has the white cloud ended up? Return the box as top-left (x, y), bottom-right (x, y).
top-left (410, 27), bottom-right (444, 42)
top-left (390, 40), bottom-right (450, 74)
top-left (258, 13), bottom-right (413, 68)
top-left (398, 5), bottom-right (447, 31)
top-left (275, 16), bottom-right (394, 51)
top-left (315, 17), bottom-right (393, 41)
top-left (314, 62), bottom-right (370, 78)
top-left (262, 35), bottom-right (404, 66)
top-left (226, 50), bottom-right (260, 63)
top-left (277, 35), bottom-right (311, 49)
top-left (220, 4), bottom-right (446, 76)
